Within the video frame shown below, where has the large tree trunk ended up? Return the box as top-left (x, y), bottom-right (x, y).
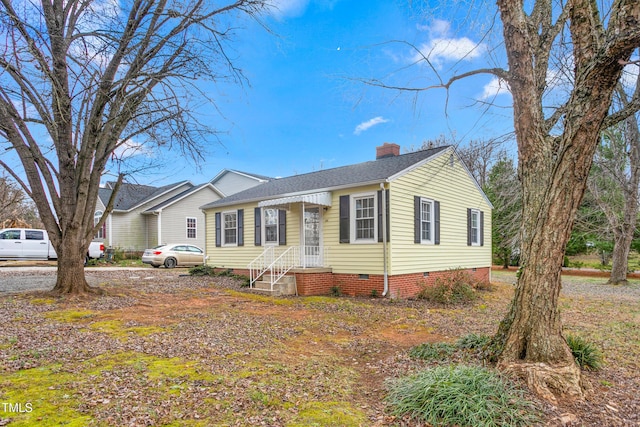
top-left (51, 228), bottom-right (95, 294)
top-left (493, 155), bottom-right (590, 402)
top-left (609, 228), bottom-right (633, 285)
top-left (493, 0), bottom-right (638, 404)
top-left (608, 115), bottom-right (640, 286)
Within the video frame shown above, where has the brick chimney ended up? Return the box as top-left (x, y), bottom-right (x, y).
top-left (376, 142), bottom-right (400, 159)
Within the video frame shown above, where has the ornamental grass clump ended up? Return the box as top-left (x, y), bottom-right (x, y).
top-left (565, 334), bottom-right (603, 371)
top-left (386, 365), bottom-right (541, 427)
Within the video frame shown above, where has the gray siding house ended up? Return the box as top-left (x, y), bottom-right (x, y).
top-left (96, 170), bottom-right (270, 251)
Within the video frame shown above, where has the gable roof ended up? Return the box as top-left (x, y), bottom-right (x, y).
top-left (209, 169), bottom-right (272, 185)
top-left (200, 146), bottom-right (451, 210)
top-left (99, 180), bottom-right (192, 212)
top-left (142, 183), bottom-right (221, 213)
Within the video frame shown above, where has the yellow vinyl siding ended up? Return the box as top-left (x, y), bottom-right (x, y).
top-left (388, 150), bottom-right (492, 275)
top-left (323, 186), bottom-right (385, 275)
top-left (204, 202), bottom-right (301, 269)
top-left (202, 149), bottom-right (490, 276)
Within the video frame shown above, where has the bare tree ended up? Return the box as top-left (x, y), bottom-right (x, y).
top-left (588, 94), bottom-right (640, 285)
top-left (484, 155), bottom-right (521, 268)
top-left (0, 0), bottom-right (268, 293)
top-left (0, 172), bottom-right (41, 228)
top-left (456, 138), bottom-right (502, 188)
top-left (362, 0), bottom-right (640, 402)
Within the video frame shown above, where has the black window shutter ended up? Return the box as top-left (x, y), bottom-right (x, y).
top-left (434, 200), bottom-right (440, 245)
top-left (480, 210), bottom-right (484, 246)
top-left (237, 209), bottom-right (244, 246)
top-left (254, 207), bottom-right (261, 246)
top-left (414, 196), bottom-right (421, 244)
top-left (339, 195), bottom-right (350, 243)
top-left (377, 190), bottom-right (390, 242)
top-left (278, 209), bottom-right (286, 245)
top-left (215, 212), bottom-right (221, 247)
top-left (467, 208), bottom-right (472, 246)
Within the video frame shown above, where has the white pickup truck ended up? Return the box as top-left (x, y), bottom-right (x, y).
top-left (0, 228), bottom-right (104, 264)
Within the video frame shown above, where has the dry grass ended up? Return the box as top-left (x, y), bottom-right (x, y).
top-left (0, 269), bottom-right (638, 426)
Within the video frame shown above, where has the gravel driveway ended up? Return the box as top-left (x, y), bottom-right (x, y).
top-left (0, 265), bottom-right (185, 294)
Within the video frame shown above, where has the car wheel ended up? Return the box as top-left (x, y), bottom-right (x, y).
top-left (84, 255), bottom-right (89, 266)
top-left (164, 257), bottom-right (177, 269)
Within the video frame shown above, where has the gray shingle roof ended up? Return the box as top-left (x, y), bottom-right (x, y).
top-left (201, 146), bottom-right (450, 209)
top-left (99, 181), bottom-right (191, 211)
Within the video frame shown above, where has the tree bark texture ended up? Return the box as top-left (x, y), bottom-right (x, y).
top-left (53, 232), bottom-right (92, 294)
top-left (494, 0), bottom-right (640, 402)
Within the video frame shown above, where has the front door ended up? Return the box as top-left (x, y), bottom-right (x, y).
top-left (302, 206), bottom-right (322, 267)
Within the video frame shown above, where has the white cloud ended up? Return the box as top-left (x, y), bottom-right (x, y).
top-left (480, 77), bottom-right (511, 100)
top-left (412, 20), bottom-right (484, 67)
top-left (354, 117), bottom-right (389, 135)
top-left (267, 0), bottom-right (310, 19)
top-left (112, 139), bottom-right (154, 159)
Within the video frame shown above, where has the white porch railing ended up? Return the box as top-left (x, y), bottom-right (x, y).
top-left (249, 246), bottom-right (300, 290)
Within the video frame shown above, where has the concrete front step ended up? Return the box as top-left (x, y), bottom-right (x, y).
top-left (251, 275), bottom-right (297, 296)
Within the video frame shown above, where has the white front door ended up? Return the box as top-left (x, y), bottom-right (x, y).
top-left (302, 206), bottom-right (322, 267)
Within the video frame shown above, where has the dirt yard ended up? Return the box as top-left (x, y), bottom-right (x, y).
top-left (0, 268), bottom-right (638, 426)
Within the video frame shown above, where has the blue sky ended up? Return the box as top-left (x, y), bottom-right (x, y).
top-left (1, 0), bottom-right (515, 188)
top-left (146, 0), bottom-right (515, 185)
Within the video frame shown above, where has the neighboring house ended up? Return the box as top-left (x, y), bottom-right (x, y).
top-left (200, 143), bottom-right (492, 298)
top-left (96, 170), bottom-right (269, 251)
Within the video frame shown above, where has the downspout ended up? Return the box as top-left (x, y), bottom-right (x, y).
top-left (381, 182), bottom-right (389, 296)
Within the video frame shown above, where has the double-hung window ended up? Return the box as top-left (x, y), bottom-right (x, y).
top-left (186, 217), bottom-right (197, 239)
top-left (352, 193), bottom-right (376, 242)
top-left (223, 211), bottom-right (237, 245)
top-left (420, 198), bottom-right (434, 243)
top-left (94, 210), bottom-right (106, 239)
top-left (264, 208), bottom-right (279, 244)
top-left (468, 208), bottom-right (481, 246)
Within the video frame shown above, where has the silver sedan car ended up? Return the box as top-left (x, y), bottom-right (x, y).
top-left (141, 244), bottom-right (205, 268)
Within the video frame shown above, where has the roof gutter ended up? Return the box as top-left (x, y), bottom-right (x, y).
top-left (381, 182), bottom-right (389, 297)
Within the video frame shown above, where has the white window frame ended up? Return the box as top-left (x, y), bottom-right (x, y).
top-left (262, 208), bottom-right (279, 245)
top-left (470, 209), bottom-right (481, 246)
top-left (94, 210), bottom-right (106, 239)
top-left (350, 192), bottom-right (377, 244)
top-left (222, 210), bottom-right (238, 246)
top-left (420, 198), bottom-right (434, 244)
top-left (186, 217), bottom-right (197, 239)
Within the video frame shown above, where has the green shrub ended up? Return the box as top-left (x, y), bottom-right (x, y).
top-left (330, 286), bottom-right (342, 297)
top-left (370, 289), bottom-right (379, 298)
top-left (456, 333), bottom-right (491, 350)
top-left (409, 342), bottom-right (456, 361)
top-left (416, 270), bottom-right (477, 305)
top-left (188, 265), bottom-right (215, 276)
top-left (386, 365), bottom-right (541, 427)
top-left (566, 334), bottom-right (603, 371)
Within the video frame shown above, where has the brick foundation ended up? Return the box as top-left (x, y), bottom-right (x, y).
top-left (295, 267), bottom-right (490, 298)
top-left (212, 266), bottom-right (491, 299)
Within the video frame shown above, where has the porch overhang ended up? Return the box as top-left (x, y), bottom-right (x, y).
top-left (258, 191), bottom-right (332, 208)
